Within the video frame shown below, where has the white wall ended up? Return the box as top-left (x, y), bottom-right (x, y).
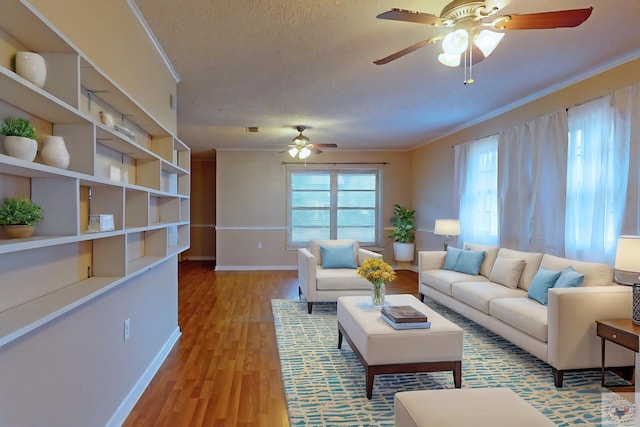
top-left (0, 259), bottom-right (179, 426)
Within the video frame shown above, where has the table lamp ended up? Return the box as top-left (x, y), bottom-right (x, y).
top-left (614, 235), bottom-right (640, 325)
top-left (434, 219), bottom-right (460, 251)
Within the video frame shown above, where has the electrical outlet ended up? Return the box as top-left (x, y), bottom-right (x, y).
top-left (258, 241), bottom-right (262, 249)
top-left (124, 318), bottom-right (130, 341)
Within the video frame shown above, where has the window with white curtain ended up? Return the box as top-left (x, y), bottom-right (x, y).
top-left (565, 93), bottom-right (630, 264)
top-left (287, 167), bottom-right (382, 247)
top-left (455, 135), bottom-right (499, 246)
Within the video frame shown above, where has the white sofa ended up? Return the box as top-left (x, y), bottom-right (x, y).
top-left (418, 243), bottom-right (634, 387)
top-left (298, 239), bottom-right (382, 313)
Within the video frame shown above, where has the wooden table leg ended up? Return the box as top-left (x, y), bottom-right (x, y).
top-left (338, 329), bottom-right (343, 349)
top-left (453, 361), bottom-right (462, 388)
top-left (366, 369), bottom-right (374, 400)
top-left (601, 336), bottom-right (606, 387)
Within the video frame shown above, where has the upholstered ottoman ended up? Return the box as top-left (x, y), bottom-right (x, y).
top-left (337, 294), bottom-right (463, 399)
top-left (394, 388), bottom-right (556, 426)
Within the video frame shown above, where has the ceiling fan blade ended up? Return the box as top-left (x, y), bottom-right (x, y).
top-left (374, 36), bottom-right (443, 65)
top-left (311, 143), bottom-right (338, 148)
top-left (377, 8), bottom-right (449, 26)
top-left (494, 7), bottom-right (593, 30)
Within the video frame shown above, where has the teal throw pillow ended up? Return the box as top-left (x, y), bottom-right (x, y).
top-left (320, 244), bottom-right (357, 269)
top-left (528, 267), bottom-right (562, 305)
top-left (443, 247), bottom-right (463, 270)
top-left (453, 249), bottom-right (486, 275)
top-left (554, 266), bottom-right (585, 288)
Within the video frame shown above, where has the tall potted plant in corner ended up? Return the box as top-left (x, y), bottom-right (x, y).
top-left (389, 204), bottom-right (416, 263)
top-left (0, 196), bottom-right (43, 238)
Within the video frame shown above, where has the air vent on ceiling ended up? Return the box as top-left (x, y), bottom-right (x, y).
top-left (246, 126), bottom-right (259, 133)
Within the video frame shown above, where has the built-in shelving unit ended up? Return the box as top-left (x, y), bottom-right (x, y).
top-left (0, 0), bottom-right (190, 348)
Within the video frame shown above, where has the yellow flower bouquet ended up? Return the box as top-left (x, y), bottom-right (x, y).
top-left (357, 258), bottom-right (396, 306)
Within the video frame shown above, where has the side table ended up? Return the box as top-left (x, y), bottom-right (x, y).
top-left (596, 319), bottom-right (639, 387)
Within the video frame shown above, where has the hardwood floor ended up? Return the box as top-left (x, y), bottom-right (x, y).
top-left (123, 261), bottom-right (419, 427)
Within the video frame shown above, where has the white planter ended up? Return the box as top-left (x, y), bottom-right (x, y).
top-left (15, 51), bottom-right (47, 88)
top-left (41, 135), bottom-right (70, 169)
top-left (4, 135), bottom-right (37, 162)
top-left (393, 242), bottom-right (415, 262)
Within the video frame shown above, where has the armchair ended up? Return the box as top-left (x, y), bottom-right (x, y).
top-left (298, 239), bottom-right (382, 313)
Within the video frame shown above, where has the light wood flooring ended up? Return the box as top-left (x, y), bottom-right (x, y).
top-left (123, 261), bottom-right (419, 427)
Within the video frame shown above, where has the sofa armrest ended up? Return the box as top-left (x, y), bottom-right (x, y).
top-left (357, 248), bottom-right (383, 266)
top-left (298, 248), bottom-right (318, 301)
top-left (547, 285), bottom-right (633, 370)
top-left (418, 251), bottom-right (446, 284)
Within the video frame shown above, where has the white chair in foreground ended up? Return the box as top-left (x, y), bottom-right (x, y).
top-left (298, 239), bottom-right (382, 313)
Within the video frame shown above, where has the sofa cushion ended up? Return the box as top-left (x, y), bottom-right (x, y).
top-left (421, 270), bottom-right (488, 296)
top-left (554, 266), bottom-right (585, 288)
top-left (540, 254), bottom-right (612, 287)
top-left (309, 239), bottom-right (359, 265)
top-left (490, 298), bottom-right (548, 342)
top-left (454, 250), bottom-right (486, 275)
top-left (464, 243), bottom-right (499, 278)
top-left (496, 248), bottom-right (543, 291)
top-left (489, 257), bottom-right (526, 289)
top-left (452, 282), bottom-right (527, 314)
top-left (316, 267), bottom-right (372, 290)
top-left (320, 243), bottom-right (357, 269)
top-left (443, 247), bottom-right (463, 270)
top-left (527, 267), bottom-right (563, 305)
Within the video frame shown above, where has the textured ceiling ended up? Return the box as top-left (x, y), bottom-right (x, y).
top-left (133, 0), bottom-right (640, 155)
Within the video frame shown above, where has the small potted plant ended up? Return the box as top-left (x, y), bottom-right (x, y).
top-left (389, 204), bottom-right (416, 263)
top-left (0, 196), bottom-right (43, 238)
top-left (1, 117), bottom-right (38, 162)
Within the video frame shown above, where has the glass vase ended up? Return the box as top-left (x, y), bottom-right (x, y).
top-left (371, 282), bottom-right (386, 307)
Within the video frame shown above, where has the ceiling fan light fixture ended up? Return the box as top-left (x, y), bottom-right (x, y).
top-left (438, 52), bottom-right (461, 67)
top-left (442, 29), bottom-right (469, 55)
top-left (299, 147), bottom-right (311, 159)
top-left (474, 30), bottom-right (504, 57)
top-left (288, 147), bottom-right (299, 158)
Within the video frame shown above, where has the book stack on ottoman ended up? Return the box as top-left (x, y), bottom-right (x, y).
top-left (381, 305), bottom-right (431, 329)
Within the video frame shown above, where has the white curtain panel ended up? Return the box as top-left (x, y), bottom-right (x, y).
top-left (454, 135), bottom-right (499, 247)
top-left (497, 111), bottom-right (568, 256)
top-left (618, 84), bottom-right (640, 235)
top-left (565, 87), bottom-right (635, 264)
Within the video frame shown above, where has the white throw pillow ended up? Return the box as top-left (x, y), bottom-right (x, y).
top-left (489, 256), bottom-right (526, 289)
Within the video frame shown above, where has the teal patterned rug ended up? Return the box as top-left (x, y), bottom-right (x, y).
top-left (272, 298), bottom-right (637, 426)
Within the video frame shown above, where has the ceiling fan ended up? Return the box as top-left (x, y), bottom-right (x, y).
top-left (286, 126), bottom-right (338, 159)
top-left (374, 0), bottom-right (593, 83)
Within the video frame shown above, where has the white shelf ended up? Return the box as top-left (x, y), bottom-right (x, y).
top-left (0, 276), bottom-right (123, 348)
top-left (0, 0), bottom-right (191, 349)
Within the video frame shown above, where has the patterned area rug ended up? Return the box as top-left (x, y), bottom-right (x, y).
top-left (272, 298), bottom-right (636, 427)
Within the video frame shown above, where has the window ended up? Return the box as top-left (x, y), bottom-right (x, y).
top-left (288, 167), bottom-right (382, 246)
top-left (455, 135), bottom-right (499, 246)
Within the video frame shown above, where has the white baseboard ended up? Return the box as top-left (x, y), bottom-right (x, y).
top-left (215, 265), bottom-right (297, 271)
top-left (106, 327), bottom-right (182, 427)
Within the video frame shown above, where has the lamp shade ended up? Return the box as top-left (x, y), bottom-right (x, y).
top-left (434, 219), bottom-right (460, 236)
top-left (615, 236), bottom-right (640, 272)
top-left (474, 30), bottom-right (504, 58)
top-left (442, 29), bottom-right (469, 55)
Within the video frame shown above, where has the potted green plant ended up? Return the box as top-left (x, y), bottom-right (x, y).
top-left (0, 196), bottom-right (43, 238)
top-left (389, 204), bottom-right (416, 262)
top-left (1, 117), bottom-right (38, 162)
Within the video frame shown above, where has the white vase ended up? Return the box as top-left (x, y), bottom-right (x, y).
top-left (41, 136), bottom-right (70, 169)
top-left (4, 135), bottom-right (37, 161)
top-left (15, 51), bottom-right (47, 88)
